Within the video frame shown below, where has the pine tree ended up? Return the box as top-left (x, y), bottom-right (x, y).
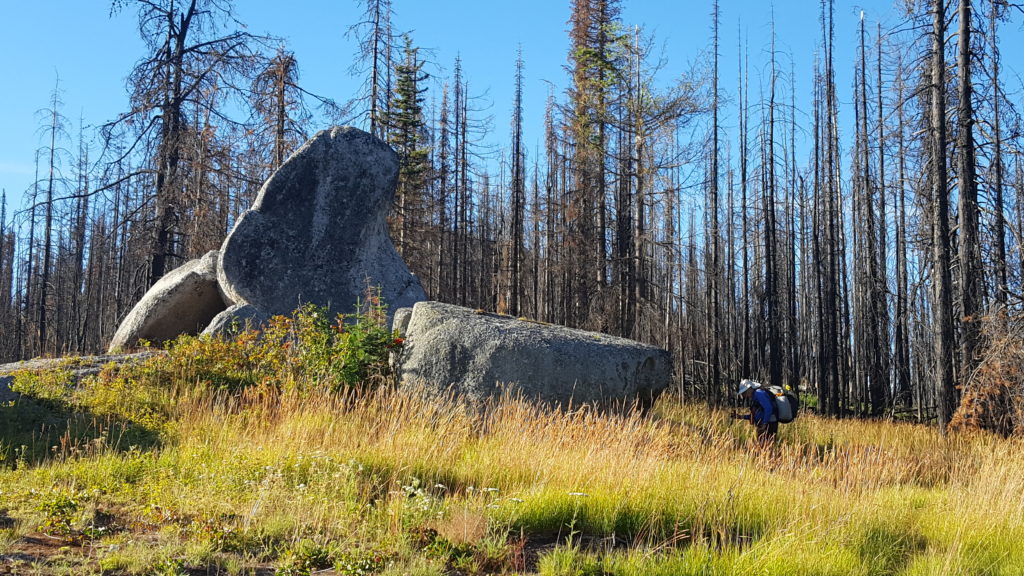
top-left (705, 0), bottom-right (723, 402)
top-left (955, 0), bottom-right (983, 392)
top-left (567, 0), bottom-right (621, 328)
top-left (347, 0), bottom-right (395, 139)
top-left (386, 34), bottom-right (430, 259)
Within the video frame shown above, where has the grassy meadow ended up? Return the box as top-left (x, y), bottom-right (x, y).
top-left (1, 308), bottom-right (1022, 575)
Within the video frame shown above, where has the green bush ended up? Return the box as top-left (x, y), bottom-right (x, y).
top-left (143, 294), bottom-right (402, 394)
top-left (37, 492), bottom-right (80, 537)
top-left (276, 539), bottom-right (334, 575)
top-left (335, 548), bottom-right (390, 575)
top-left (76, 295), bottom-right (401, 405)
top-left (282, 295), bottom-right (401, 391)
top-left (8, 365), bottom-right (75, 403)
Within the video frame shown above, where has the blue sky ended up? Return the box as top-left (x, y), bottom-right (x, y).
top-left (2, 1), bottom-right (1020, 213)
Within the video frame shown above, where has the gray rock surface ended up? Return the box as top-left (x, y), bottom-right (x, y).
top-left (202, 304), bottom-right (269, 337)
top-left (218, 126), bottom-right (426, 326)
top-left (0, 352), bottom-right (165, 402)
top-left (395, 301), bottom-right (672, 410)
top-left (108, 251), bottom-right (226, 352)
top-left (392, 307), bottom-right (413, 336)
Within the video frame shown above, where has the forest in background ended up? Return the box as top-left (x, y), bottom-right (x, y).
top-left (0, 0), bottom-right (1022, 434)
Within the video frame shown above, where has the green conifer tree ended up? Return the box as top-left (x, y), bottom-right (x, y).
top-left (386, 34), bottom-right (430, 259)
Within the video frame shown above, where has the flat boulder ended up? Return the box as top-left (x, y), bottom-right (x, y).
top-left (0, 351), bottom-right (166, 403)
top-left (395, 301), bottom-right (672, 410)
top-left (218, 126), bottom-right (426, 326)
top-left (108, 251), bottom-right (226, 352)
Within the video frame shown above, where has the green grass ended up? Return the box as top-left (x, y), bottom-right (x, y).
top-left (1, 312), bottom-right (1023, 574)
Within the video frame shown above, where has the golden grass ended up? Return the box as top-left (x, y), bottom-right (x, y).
top-left (3, 378), bottom-right (1024, 574)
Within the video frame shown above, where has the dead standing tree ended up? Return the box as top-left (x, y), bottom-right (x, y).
top-left (346, 0), bottom-right (395, 140)
top-left (105, 0), bottom-right (270, 287)
top-left (929, 0), bottom-right (957, 430)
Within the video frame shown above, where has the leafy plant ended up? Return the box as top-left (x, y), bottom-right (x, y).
top-left (37, 492), bottom-right (80, 537)
top-left (129, 293), bottom-right (403, 395)
top-left (153, 558), bottom-right (189, 576)
top-left (399, 477), bottom-right (447, 530)
top-left (9, 366), bottom-right (75, 404)
top-left (335, 548), bottom-right (390, 575)
top-left (36, 491), bottom-right (117, 544)
top-left (276, 539), bottom-right (334, 575)
top-left (284, 291), bottom-right (401, 391)
top-left (188, 512), bottom-right (243, 551)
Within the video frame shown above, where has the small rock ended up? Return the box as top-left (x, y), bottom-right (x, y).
top-left (393, 307), bottom-right (413, 336)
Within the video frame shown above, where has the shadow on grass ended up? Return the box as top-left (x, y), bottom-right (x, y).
top-left (511, 496), bottom-right (770, 555)
top-left (0, 388), bottom-right (161, 467)
top-left (854, 522), bottom-right (927, 576)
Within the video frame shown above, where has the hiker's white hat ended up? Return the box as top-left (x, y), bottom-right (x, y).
top-left (737, 379), bottom-right (759, 396)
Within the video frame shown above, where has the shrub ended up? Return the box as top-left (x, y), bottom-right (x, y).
top-left (91, 295), bottom-right (401, 402)
top-left (281, 294), bottom-right (400, 391)
top-left (951, 309), bottom-right (1024, 435)
top-left (157, 294), bottom-right (401, 394)
top-left (8, 365), bottom-right (75, 403)
top-left (37, 492), bottom-right (80, 537)
top-left (276, 539), bottom-right (334, 575)
top-left (335, 548), bottom-right (390, 575)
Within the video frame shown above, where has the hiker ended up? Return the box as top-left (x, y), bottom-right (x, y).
top-left (734, 379), bottom-right (778, 442)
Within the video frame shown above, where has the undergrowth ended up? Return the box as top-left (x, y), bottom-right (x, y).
top-left (1, 302), bottom-right (1023, 574)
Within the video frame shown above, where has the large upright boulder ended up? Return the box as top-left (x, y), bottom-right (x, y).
top-left (395, 301), bottom-right (672, 410)
top-left (219, 126), bottom-right (425, 325)
top-left (107, 251), bottom-right (226, 352)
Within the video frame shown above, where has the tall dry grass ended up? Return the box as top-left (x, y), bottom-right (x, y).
top-left (160, 384), bottom-right (1024, 571)
top-left (3, 367), bottom-right (1024, 574)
